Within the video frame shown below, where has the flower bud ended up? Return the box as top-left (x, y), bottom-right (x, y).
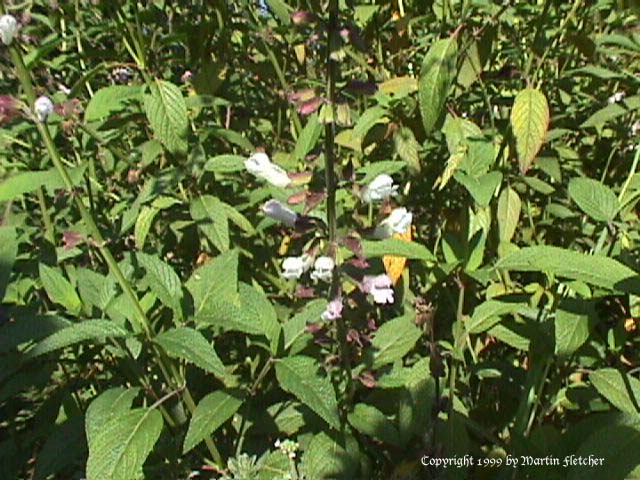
top-left (245, 152), bottom-right (291, 188)
top-left (0, 14), bottom-right (18, 46)
top-left (291, 11), bottom-right (317, 26)
top-left (321, 296), bottom-right (343, 321)
top-left (361, 174), bottom-right (398, 203)
top-left (34, 96), bottom-right (54, 123)
top-left (0, 95), bottom-right (19, 125)
top-left (311, 256), bottom-right (334, 282)
top-left (262, 199), bottom-right (298, 227)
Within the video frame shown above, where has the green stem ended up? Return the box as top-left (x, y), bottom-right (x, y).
top-left (325, 0), bottom-right (353, 407)
top-left (36, 187), bottom-right (55, 243)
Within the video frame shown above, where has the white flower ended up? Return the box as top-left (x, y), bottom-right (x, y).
top-left (34, 96), bottom-right (54, 123)
top-left (361, 174), bottom-right (398, 203)
top-left (362, 274), bottom-right (394, 304)
top-left (244, 152), bottom-right (291, 188)
top-left (373, 207), bottom-right (413, 239)
top-left (310, 256), bottom-right (334, 282)
top-left (0, 15), bottom-right (18, 46)
top-left (632, 120), bottom-right (640, 137)
top-left (262, 199), bottom-right (298, 227)
top-left (281, 255), bottom-right (312, 280)
top-left (608, 91), bottom-right (626, 104)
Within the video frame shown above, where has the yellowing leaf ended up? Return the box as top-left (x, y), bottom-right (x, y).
top-left (383, 226), bottom-right (412, 285)
top-left (510, 88), bottom-right (550, 174)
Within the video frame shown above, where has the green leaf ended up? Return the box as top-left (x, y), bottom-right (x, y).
top-left (510, 88), bottom-right (550, 174)
top-left (190, 195), bottom-right (229, 252)
top-left (187, 249), bottom-right (239, 317)
top-left (29, 319), bottom-right (128, 357)
top-left (183, 390), bottom-right (243, 453)
top-left (0, 226), bottom-right (17, 300)
top-left (283, 299), bottom-right (327, 354)
top-left (419, 37), bottom-right (458, 133)
top-left (348, 403), bottom-right (400, 446)
top-left (370, 314), bottom-right (422, 368)
top-left (467, 300), bottom-right (530, 334)
top-left (357, 160), bottom-right (406, 184)
top-left (568, 177), bottom-right (619, 222)
top-left (275, 355), bottom-right (341, 429)
top-left (154, 327), bottom-right (226, 380)
top-left (204, 154), bottom-right (246, 173)
top-left (0, 165), bottom-right (85, 203)
top-left (362, 238), bottom-right (435, 262)
top-left (394, 126), bottom-right (420, 173)
top-left (137, 253), bottom-right (183, 318)
top-left (39, 264), bottom-right (82, 315)
top-left (85, 85), bottom-right (141, 123)
top-left (265, 0), bottom-right (291, 24)
top-left (497, 246), bottom-right (640, 294)
top-left (353, 106), bottom-right (389, 143)
top-left (0, 315), bottom-right (71, 354)
top-left (143, 79), bottom-right (188, 154)
top-left (300, 433), bottom-right (357, 480)
top-left (134, 206), bottom-right (159, 250)
top-left (86, 388), bottom-right (141, 449)
top-left (581, 96), bottom-right (640, 128)
top-left (497, 186), bottom-right (521, 243)
top-left (456, 171), bottom-right (502, 207)
top-left (555, 300), bottom-right (593, 357)
top-left (293, 114), bottom-right (322, 161)
top-left (590, 368), bottom-right (640, 414)
top-left (86, 408), bottom-right (163, 480)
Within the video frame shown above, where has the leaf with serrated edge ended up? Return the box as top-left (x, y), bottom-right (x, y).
top-left (510, 88), bottom-right (550, 174)
top-left (137, 253), bottom-right (183, 318)
top-left (143, 79), bottom-right (187, 154)
top-left (275, 356), bottom-right (340, 429)
top-left (154, 327), bottom-right (226, 379)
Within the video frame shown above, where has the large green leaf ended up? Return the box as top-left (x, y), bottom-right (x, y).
top-left (348, 403), bottom-right (400, 446)
top-left (85, 85), bottom-right (141, 123)
top-left (568, 177), bottom-right (619, 222)
top-left (293, 114), bottom-right (322, 161)
top-left (143, 79), bottom-right (188, 154)
top-left (182, 390), bottom-right (243, 453)
top-left (39, 264), bottom-right (82, 315)
top-left (86, 408), bottom-right (163, 480)
top-left (275, 355), bottom-right (341, 429)
top-left (0, 226), bottom-right (17, 300)
top-left (362, 239), bottom-right (435, 262)
top-left (154, 327), bottom-right (226, 380)
top-left (467, 299), bottom-right (530, 334)
top-left (590, 368), bottom-right (640, 414)
top-left (28, 319), bottom-right (128, 357)
top-left (418, 37), bottom-right (458, 133)
top-left (186, 249), bottom-right (239, 317)
top-left (190, 195), bottom-right (229, 252)
top-left (137, 253), bottom-right (183, 318)
top-left (370, 314), bottom-right (422, 368)
top-left (555, 300), bottom-right (593, 357)
top-left (510, 88), bottom-right (550, 174)
top-left (204, 154), bottom-right (246, 173)
top-left (497, 246), bottom-right (640, 294)
top-left (300, 432), bottom-right (357, 480)
top-left (86, 388), bottom-right (141, 448)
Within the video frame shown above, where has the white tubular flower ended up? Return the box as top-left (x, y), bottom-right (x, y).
top-left (244, 152), bottom-right (292, 188)
top-left (0, 15), bottom-right (18, 46)
top-left (34, 96), bottom-right (54, 123)
top-left (362, 274), bottom-right (394, 304)
top-left (310, 256), bottom-right (334, 282)
top-left (608, 91), bottom-right (626, 104)
top-left (361, 174), bottom-right (398, 203)
top-left (373, 207), bottom-right (413, 239)
top-left (281, 256), bottom-right (307, 280)
top-left (262, 199), bottom-right (298, 227)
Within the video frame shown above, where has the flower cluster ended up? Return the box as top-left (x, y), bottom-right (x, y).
top-left (274, 438), bottom-right (299, 459)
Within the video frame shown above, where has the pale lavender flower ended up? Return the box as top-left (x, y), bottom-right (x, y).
top-left (362, 274), bottom-right (394, 304)
top-left (262, 199), bottom-right (298, 227)
top-left (321, 296), bottom-right (343, 321)
top-left (0, 15), bottom-right (18, 45)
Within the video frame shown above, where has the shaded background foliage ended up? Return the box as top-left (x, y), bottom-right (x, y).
top-left (1, 0), bottom-right (640, 479)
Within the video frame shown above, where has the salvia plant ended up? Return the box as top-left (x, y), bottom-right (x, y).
top-left (1, 0), bottom-right (640, 479)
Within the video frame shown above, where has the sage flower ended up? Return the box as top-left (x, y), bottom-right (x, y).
top-left (321, 296), bottom-right (343, 321)
top-left (361, 174), bottom-right (398, 203)
top-left (373, 207), bottom-right (412, 239)
top-left (608, 91), bottom-right (626, 104)
top-left (362, 274), bottom-right (394, 304)
top-left (245, 152), bottom-right (291, 188)
top-left (0, 14), bottom-right (18, 45)
top-left (310, 256), bottom-right (334, 282)
top-left (34, 96), bottom-right (54, 123)
top-left (281, 256), bottom-right (310, 280)
top-left (262, 199), bottom-right (298, 227)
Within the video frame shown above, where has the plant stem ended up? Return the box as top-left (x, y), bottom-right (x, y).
top-left (324, 0), bottom-right (353, 407)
